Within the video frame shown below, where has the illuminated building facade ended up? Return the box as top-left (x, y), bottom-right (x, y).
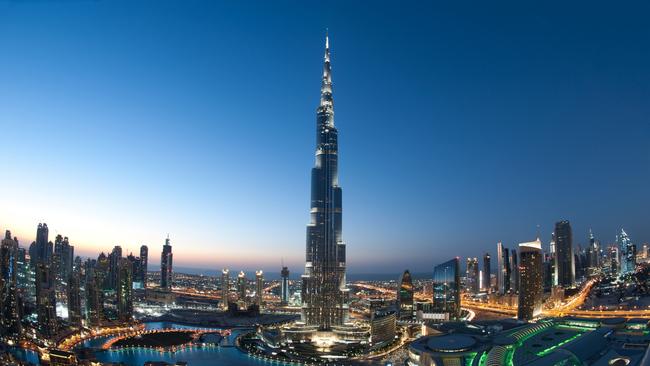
top-left (497, 242), bottom-right (504, 293)
top-left (465, 257), bottom-right (479, 294)
top-left (483, 252), bottom-right (491, 292)
top-left (397, 269), bottom-right (414, 319)
top-left (1, 231), bottom-right (21, 336)
top-left (280, 266), bottom-right (289, 305)
top-left (117, 258), bottom-right (133, 321)
top-left (618, 229), bottom-right (636, 275)
top-left (237, 271), bottom-right (247, 303)
top-left (221, 268), bottom-right (230, 310)
top-left (140, 244), bottom-right (148, 288)
top-left (518, 239), bottom-right (543, 320)
top-left (554, 220), bottom-right (575, 287)
top-left (370, 309), bottom-right (396, 345)
top-left (510, 249), bottom-right (519, 292)
top-left (35, 223), bottom-right (51, 264)
top-left (85, 265), bottom-right (103, 326)
top-left (160, 236), bottom-right (173, 290)
top-left (301, 34), bottom-right (349, 330)
top-left (35, 262), bottom-right (58, 336)
top-left (432, 258), bottom-right (460, 319)
top-left (67, 270), bottom-right (82, 327)
top-left (255, 270), bottom-right (263, 309)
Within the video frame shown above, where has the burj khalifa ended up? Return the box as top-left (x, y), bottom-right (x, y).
top-left (301, 34), bottom-right (350, 330)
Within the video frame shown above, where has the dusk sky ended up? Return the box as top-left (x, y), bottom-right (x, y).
top-left (1, 1), bottom-right (648, 275)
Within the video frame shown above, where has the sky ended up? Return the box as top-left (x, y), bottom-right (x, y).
top-left (0, 1), bottom-right (648, 275)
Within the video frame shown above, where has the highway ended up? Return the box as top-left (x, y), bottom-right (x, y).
top-left (354, 278), bottom-right (650, 319)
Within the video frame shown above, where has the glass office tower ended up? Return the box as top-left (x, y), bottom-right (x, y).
top-left (432, 258), bottom-right (460, 319)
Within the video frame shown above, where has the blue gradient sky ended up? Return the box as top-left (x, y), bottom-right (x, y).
top-left (0, 1), bottom-right (648, 274)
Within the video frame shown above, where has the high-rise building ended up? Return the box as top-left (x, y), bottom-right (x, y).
top-left (518, 239), bottom-right (543, 320)
top-left (618, 229), bottom-right (636, 275)
top-left (35, 223), bottom-right (51, 264)
top-left (54, 235), bottom-right (74, 287)
top-left (465, 258), bottom-right (479, 294)
top-left (432, 258), bottom-right (460, 319)
top-left (127, 253), bottom-right (141, 289)
top-left (497, 242), bottom-right (504, 294)
top-left (482, 253), bottom-right (491, 292)
top-left (510, 249), bottom-right (518, 292)
top-left (301, 35), bottom-right (349, 330)
top-left (221, 268), bottom-right (230, 310)
top-left (140, 245), bottom-right (148, 288)
top-left (160, 237), bottom-right (173, 290)
top-left (85, 267), bottom-right (102, 326)
top-left (280, 266), bottom-right (290, 305)
top-left (586, 230), bottom-right (600, 276)
top-left (503, 247), bottom-right (511, 293)
top-left (237, 271), bottom-right (247, 303)
top-left (554, 220), bottom-right (575, 287)
top-left (255, 270), bottom-right (264, 309)
top-left (108, 245), bottom-right (122, 290)
top-left (396, 270), bottom-right (414, 319)
top-left (549, 234), bottom-right (557, 286)
top-left (117, 258), bottom-right (133, 321)
top-left (1, 231), bottom-right (21, 336)
top-left (16, 246), bottom-right (35, 304)
top-left (35, 262), bottom-right (57, 337)
top-left (67, 270), bottom-right (82, 328)
top-left (609, 246), bottom-right (620, 275)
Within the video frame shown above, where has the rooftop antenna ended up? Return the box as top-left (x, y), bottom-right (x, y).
top-left (536, 224), bottom-right (541, 240)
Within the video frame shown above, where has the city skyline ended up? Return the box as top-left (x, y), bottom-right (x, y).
top-left (1, 1), bottom-right (649, 273)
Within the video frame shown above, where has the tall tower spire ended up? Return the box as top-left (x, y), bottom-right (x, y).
top-left (301, 34), bottom-right (348, 330)
top-left (320, 33), bottom-right (334, 123)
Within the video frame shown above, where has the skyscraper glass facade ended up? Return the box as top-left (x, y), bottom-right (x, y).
top-left (432, 258), bottom-right (460, 319)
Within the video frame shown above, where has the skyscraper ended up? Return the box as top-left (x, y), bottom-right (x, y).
top-left (497, 243), bottom-right (512, 294)
top-left (109, 245), bottom-right (122, 290)
top-left (497, 242), bottom-right (504, 294)
top-left (280, 266), bottom-right (290, 305)
top-left (549, 234), bottom-right (557, 286)
top-left (160, 236), bottom-right (173, 290)
top-left (35, 223), bottom-right (51, 264)
top-left (554, 220), bottom-right (575, 287)
top-left (396, 270), bottom-right (414, 319)
top-left (85, 266), bottom-right (102, 326)
top-left (237, 271), bottom-right (247, 303)
top-left (1, 231), bottom-right (21, 336)
top-left (587, 230), bottom-right (600, 276)
top-left (609, 246), bottom-right (620, 276)
top-left (255, 270), bottom-right (264, 309)
top-left (518, 238), bottom-right (543, 320)
top-left (432, 258), bottom-right (460, 320)
top-left (54, 235), bottom-right (74, 286)
top-left (465, 257), bottom-right (479, 294)
top-left (67, 270), bottom-right (82, 328)
top-left (140, 245), bottom-right (148, 288)
top-left (483, 253), bottom-right (491, 292)
top-left (510, 249), bottom-right (519, 292)
top-left (117, 258), bottom-right (133, 321)
top-left (221, 268), bottom-right (230, 310)
top-left (301, 34), bottom-right (349, 330)
top-left (35, 262), bottom-right (57, 336)
top-left (617, 229), bottom-right (636, 275)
